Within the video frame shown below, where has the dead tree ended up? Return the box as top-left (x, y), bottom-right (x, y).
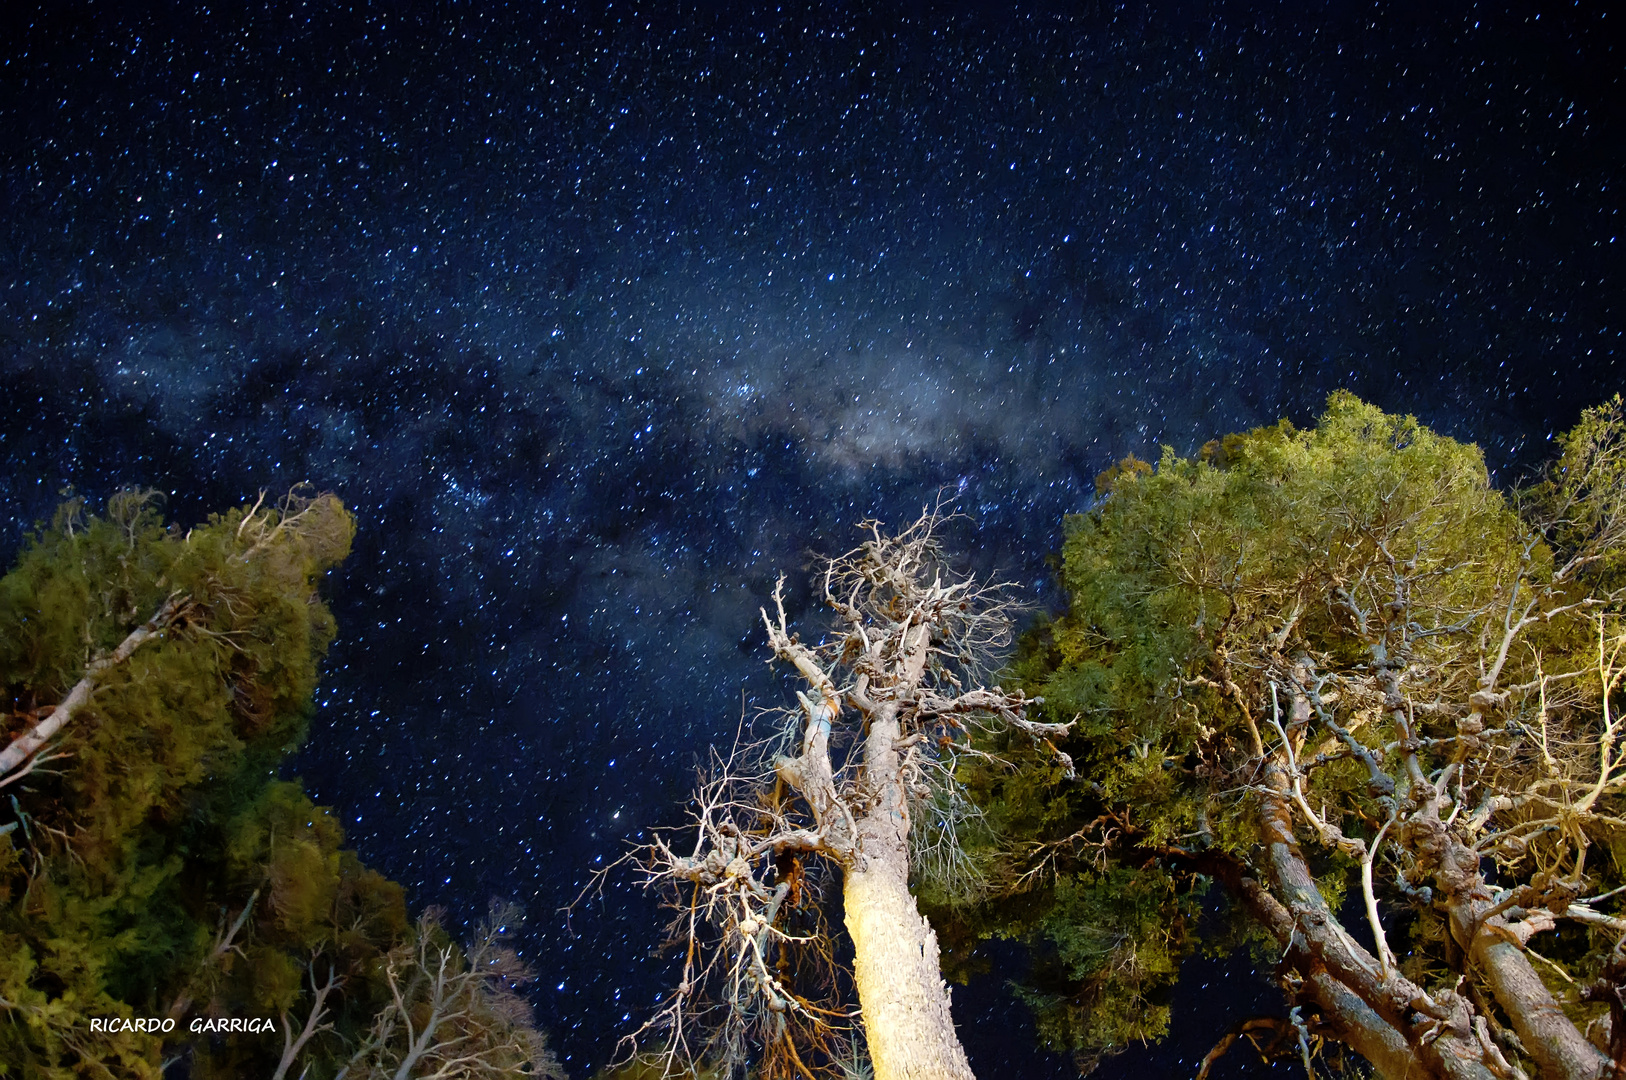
top-left (271, 955), bottom-right (343, 1080)
top-left (633, 510), bottom-right (1071, 1080)
top-left (335, 901), bottom-right (560, 1080)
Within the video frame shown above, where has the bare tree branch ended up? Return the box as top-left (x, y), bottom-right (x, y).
top-left (628, 508), bottom-right (1055, 1080)
top-left (0, 593), bottom-right (190, 783)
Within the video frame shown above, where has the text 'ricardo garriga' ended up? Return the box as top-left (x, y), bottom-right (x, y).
top-left (88, 1017), bottom-right (279, 1034)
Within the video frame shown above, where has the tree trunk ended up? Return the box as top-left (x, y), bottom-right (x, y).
top-left (1447, 894), bottom-right (1608, 1080)
top-left (731, 532), bottom-right (1034, 1080)
top-left (1254, 770), bottom-right (1500, 1080)
top-left (844, 703), bottom-right (976, 1080)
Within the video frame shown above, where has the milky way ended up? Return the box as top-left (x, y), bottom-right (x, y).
top-left (1, 4), bottom-right (1621, 1074)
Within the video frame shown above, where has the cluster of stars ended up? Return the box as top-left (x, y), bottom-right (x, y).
top-left (0, 4), bottom-right (1620, 1075)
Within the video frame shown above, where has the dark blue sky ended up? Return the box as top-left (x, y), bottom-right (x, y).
top-left (1, 2), bottom-right (1620, 1075)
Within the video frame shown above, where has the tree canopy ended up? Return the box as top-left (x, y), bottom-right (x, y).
top-left (0, 490), bottom-right (558, 1079)
top-left (945, 393), bottom-right (1626, 1078)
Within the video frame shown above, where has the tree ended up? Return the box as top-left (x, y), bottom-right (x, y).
top-left (0, 489), bottom-right (560, 1079)
top-left (626, 510), bottom-right (1072, 1080)
top-left (949, 393), bottom-right (1626, 1078)
top-left (336, 901), bottom-right (560, 1080)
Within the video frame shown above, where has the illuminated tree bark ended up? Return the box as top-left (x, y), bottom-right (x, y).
top-left (628, 511), bottom-right (1070, 1079)
top-left (967, 394), bottom-right (1626, 1079)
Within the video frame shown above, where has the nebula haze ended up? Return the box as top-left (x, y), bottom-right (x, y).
top-left (1, 3), bottom-right (1620, 1074)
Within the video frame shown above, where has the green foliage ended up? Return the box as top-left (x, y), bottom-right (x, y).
top-left (1007, 867), bottom-right (1202, 1067)
top-left (0, 490), bottom-right (559, 1079)
top-left (590, 1059), bottom-right (733, 1080)
top-left (1060, 395), bottom-right (1515, 839)
top-left (1526, 392), bottom-right (1626, 593)
top-left (941, 393), bottom-right (1626, 1070)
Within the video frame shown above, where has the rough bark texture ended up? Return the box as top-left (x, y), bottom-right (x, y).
top-left (844, 864), bottom-right (972, 1080)
top-left (845, 797), bottom-right (975, 1080)
top-left (1254, 773), bottom-right (1500, 1080)
top-left (1473, 936), bottom-right (1600, 1080)
top-left (1304, 972), bottom-right (1416, 1080)
top-left (1451, 897), bottom-right (1609, 1080)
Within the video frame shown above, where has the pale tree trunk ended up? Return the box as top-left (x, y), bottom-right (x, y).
top-left (844, 690), bottom-right (975, 1080)
top-left (1467, 926), bottom-right (1601, 1080)
top-left (641, 516), bottom-right (1063, 1080)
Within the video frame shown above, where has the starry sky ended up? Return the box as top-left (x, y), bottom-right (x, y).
top-left (1, 2), bottom-right (1621, 1075)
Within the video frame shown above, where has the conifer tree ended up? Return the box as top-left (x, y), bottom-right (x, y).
top-left (947, 394), bottom-right (1626, 1078)
top-left (0, 489), bottom-right (560, 1079)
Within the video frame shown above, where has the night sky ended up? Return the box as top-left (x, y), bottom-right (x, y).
top-left (1, 2), bottom-right (1621, 1075)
